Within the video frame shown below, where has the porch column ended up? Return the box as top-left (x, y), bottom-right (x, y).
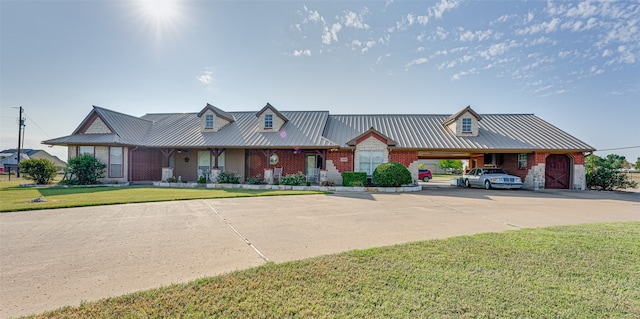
top-left (208, 148), bottom-right (226, 169)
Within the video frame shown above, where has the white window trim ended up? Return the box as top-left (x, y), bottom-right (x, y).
top-left (205, 114), bottom-right (214, 129)
top-left (461, 118), bottom-right (472, 133)
top-left (518, 153), bottom-right (527, 169)
top-left (358, 150), bottom-right (385, 175)
top-left (109, 147), bottom-right (123, 178)
top-left (264, 114), bottom-right (273, 129)
top-left (78, 146), bottom-right (95, 156)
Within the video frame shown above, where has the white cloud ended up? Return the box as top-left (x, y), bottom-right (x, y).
top-left (293, 49), bottom-right (311, 57)
top-left (517, 18), bottom-right (561, 35)
top-left (525, 11), bottom-right (535, 23)
top-left (417, 15), bottom-right (429, 25)
top-left (429, 0), bottom-right (460, 19)
top-left (479, 40), bottom-right (519, 59)
top-left (322, 23), bottom-right (342, 45)
top-left (361, 40), bottom-right (376, 53)
top-left (566, 0), bottom-right (598, 18)
top-left (417, 46), bottom-right (425, 52)
top-left (459, 29), bottom-right (494, 42)
top-left (197, 68), bottom-right (213, 85)
top-left (405, 57), bottom-right (429, 68)
top-left (451, 67), bottom-right (477, 81)
top-left (343, 9), bottom-right (370, 29)
top-left (303, 6), bottom-right (324, 24)
top-left (590, 65), bottom-right (604, 75)
top-left (385, 0), bottom-right (394, 8)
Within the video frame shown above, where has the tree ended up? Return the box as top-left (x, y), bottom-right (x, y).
top-left (19, 158), bottom-right (58, 184)
top-left (438, 160), bottom-right (463, 172)
top-left (65, 154), bottom-right (106, 185)
top-left (635, 157), bottom-right (640, 170)
top-left (585, 154), bottom-right (638, 191)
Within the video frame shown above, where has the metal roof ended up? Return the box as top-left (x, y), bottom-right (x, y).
top-left (44, 106), bottom-right (595, 152)
top-left (325, 114), bottom-right (594, 151)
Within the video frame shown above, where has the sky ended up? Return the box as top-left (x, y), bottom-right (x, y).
top-left (1, 0), bottom-right (639, 162)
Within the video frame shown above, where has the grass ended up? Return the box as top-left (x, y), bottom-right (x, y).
top-left (26, 222), bottom-right (640, 318)
top-left (0, 177), bottom-right (324, 212)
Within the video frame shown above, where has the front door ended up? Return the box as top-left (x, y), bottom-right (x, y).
top-left (545, 154), bottom-right (570, 189)
top-left (306, 155), bottom-right (321, 183)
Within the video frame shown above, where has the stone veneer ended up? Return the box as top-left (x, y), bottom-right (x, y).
top-left (354, 136), bottom-right (389, 172)
top-left (200, 109), bottom-right (231, 132)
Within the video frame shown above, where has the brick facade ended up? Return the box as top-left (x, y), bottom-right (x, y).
top-left (327, 151), bottom-right (353, 173)
top-left (389, 151), bottom-right (419, 167)
top-left (247, 149), bottom-right (306, 178)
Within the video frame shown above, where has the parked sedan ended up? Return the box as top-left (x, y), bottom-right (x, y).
top-left (463, 168), bottom-right (523, 189)
top-left (418, 169), bottom-right (432, 182)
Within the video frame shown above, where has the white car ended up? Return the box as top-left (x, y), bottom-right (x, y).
top-left (463, 168), bottom-right (523, 190)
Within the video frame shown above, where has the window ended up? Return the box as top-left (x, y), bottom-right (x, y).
top-left (358, 150), bottom-right (385, 175)
top-left (462, 118), bottom-right (472, 133)
top-left (264, 114), bottom-right (273, 129)
top-left (78, 146), bottom-right (94, 156)
top-left (198, 151), bottom-right (211, 178)
top-left (109, 147), bottom-right (123, 177)
top-left (205, 114), bottom-right (214, 129)
top-left (518, 153), bottom-right (527, 169)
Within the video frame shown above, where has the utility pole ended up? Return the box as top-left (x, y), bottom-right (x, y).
top-left (16, 106), bottom-right (25, 177)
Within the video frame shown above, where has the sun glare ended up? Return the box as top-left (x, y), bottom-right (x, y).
top-left (135, 0), bottom-right (184, 42)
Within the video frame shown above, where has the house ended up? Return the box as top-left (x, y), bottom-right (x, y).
top-left (43, 103), bottom-right (595, 190)
top-left (0, 149), bottom-right (67, 173)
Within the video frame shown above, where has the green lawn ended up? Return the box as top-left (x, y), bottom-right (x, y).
top-left (27, 222), bottom-right (640, 318)
top-left (0, 180), bottom-right (323, 212)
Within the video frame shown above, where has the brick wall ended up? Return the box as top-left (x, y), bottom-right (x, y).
top-left (389, 151), bottom-right (418, 167)
top-left (131, 148), bottom-right (163, 181)
top-left (327, 151), bottom-right (353, 173)
top-left (247, 149), bottom-right (306, 178)
top-left (571, 152), bottom-right (585, 165)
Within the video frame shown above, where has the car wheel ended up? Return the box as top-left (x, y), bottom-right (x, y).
top-left (465, 179), bottom-right (471, 188)
top-left (423, 176), bottom-right (430, 182)
top-left (484, 180), bottom-right (492, 190)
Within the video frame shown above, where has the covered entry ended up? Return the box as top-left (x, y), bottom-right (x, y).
top-left (545, 154), bottom-right (571, 189)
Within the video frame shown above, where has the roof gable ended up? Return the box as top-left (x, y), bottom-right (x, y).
top-left (256, 103), bottom-right (288, 123)
top-left (347, 127), bottom-right (397, 146)
top-left (443, 105), bottom-right (482, 125)
top-left (197, 103), bottom-right (235, 123)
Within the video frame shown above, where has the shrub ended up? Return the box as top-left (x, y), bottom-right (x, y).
top-left (66, 154), bottom-right (106, 185)
top-left (216, 171), bottom-right (240, 184)
top-left (18, 158), bottom-right (58, 184)
top-left (246, 174), bottom-right (266, 185)
top-left (165, 177), bottom-right (178, 183)
top-left (372, 162), bottom-right (412, 187)
top-left (320, 180), bottom-right (335, 186)
top-left (586, 154), bottom-right (638, 190)
top-left (197, 176), bottom-right (207, 184)
top-left (342, 172), bottom-right (367, 187)
top-left (279, 172), bottom-right (306, 186)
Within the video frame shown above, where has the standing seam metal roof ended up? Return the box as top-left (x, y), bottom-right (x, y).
top-left (43, 107), bottom-right (594, 152)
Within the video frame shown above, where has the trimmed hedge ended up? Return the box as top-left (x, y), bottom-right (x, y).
top-left (342, 172), bottom-right (367, 186)
top-left (372, 162), bottom-right (412, 187)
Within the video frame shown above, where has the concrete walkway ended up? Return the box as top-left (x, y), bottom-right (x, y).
top-left (1, 188), bottom-right (639, 318)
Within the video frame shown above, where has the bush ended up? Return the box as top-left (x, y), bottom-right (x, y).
top-left (165, 177), bottom-right (178, 183)
top-left (372, 162), bottom-right (412, 187)
top-left (66, 154), bottom-right (106, 185)
top-left (279, 172), bottom-right (306, 186)
top-left (19, 158), bottom-right (58, 184)
top-left (342, 172), bottom-right (367, 186)
top-left (586, 154), bottom-right (638, 190)
top-left (246, 174), bottom-right (266, 185)
top-left (197, 176), bottom-right (207, 184)
top-left (216, 171), bottom-right (240, 184)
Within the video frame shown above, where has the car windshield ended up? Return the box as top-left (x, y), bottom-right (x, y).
top-left (485, 169), bottom-right (508, 175)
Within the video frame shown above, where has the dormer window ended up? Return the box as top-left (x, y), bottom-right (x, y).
top-left (462, 118), bottom-right (472, 133)
top-left (264, 114), bottom-right (273, 129)
top-left (205, 114), bottom-right (214, 129)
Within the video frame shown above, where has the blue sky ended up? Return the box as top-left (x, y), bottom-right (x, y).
top-left (1, 0), bottom-right (639, 162)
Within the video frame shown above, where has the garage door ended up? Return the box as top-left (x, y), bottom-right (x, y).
top-left (545, 154), bottom-right (570, 189)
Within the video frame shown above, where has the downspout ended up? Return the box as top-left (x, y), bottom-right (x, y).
top-left (128, 147), bottom-right (138, 183)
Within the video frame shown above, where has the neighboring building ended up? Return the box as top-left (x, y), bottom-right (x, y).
top-left (0, 149), bottom-right (67, 172)
top-left (43, 103), bottom-right (595, 190)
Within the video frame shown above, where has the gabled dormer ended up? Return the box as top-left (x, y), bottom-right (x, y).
top-left (197, 103), bottom-right (235, 132)
top-left (346, 127), bottom-right (397, 147)
top-left (256, 103), bottom-right (288, 132)
top-left (443, 105), bottom-right (482, 137)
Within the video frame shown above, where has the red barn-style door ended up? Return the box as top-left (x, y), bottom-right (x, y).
top-left (545, 154), bottom-right (570, 189)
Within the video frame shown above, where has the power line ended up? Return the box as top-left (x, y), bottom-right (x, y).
top-left (595, 146), bottom-right (640, 152)
top-left (23, 112), bottom-right (52, 138)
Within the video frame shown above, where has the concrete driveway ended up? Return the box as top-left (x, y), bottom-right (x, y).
top-left (1, 188), bottom-right (639, 318)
